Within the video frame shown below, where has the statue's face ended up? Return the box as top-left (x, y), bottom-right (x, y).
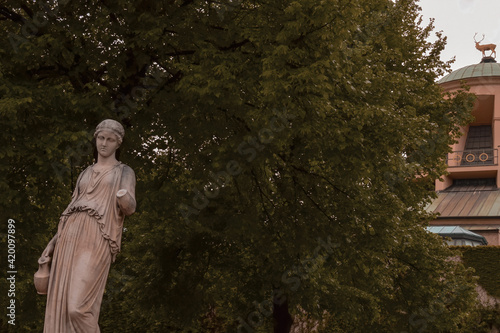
top-left (96, 130), bottom-right (120, 159)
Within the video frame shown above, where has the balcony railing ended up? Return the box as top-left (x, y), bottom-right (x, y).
top-left (447, 149), bottom-right (498, 167)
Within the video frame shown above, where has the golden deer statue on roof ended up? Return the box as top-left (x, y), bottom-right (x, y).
top-left (474, 33), bottom-right (497, 58)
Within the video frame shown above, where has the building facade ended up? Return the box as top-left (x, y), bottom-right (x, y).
top-left (428, 57), bottom-right (500, 246)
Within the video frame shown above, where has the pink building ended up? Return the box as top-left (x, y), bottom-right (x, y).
top-left (428, 56), bottom-right (500, 246)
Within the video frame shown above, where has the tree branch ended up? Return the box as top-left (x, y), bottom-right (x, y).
top-left (20, 3), bottom-right (34, 19)
top-left (219, 38), bottom-right (250, 51)
top-left (296, 181), bottom-right (336, 223)
top-left (180, 0), bottom-right (195, 7)
top-left (288, 163), bottom-right (351, 199)
top-left (0, 6), bottom-right (26, 24)
top-left (251, 168), bottom-right (276, 225)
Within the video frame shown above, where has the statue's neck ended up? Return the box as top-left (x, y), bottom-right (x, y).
top-left (96, 155), bottom-right (118, 167)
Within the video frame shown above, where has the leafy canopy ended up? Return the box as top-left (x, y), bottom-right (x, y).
top-left (0, 0), bottom-right (484, 332)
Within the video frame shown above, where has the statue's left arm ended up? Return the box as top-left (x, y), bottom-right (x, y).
top-left (116, 165), bottom-right (136, 216)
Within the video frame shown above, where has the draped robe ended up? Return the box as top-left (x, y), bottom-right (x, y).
top-left (44, 162), bottom-right (136, 333)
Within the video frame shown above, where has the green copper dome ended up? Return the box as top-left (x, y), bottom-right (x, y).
top-left (438, 60), bottom-right (500, 84)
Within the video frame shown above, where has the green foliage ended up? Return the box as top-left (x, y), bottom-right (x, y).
top-left (448, 246), bottom-right (500, 333)
top-left (0, 0), bottom-right (484, 332)
top-left (452, 246), bottom-right (500, 298)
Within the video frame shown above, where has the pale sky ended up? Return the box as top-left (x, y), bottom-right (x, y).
top-left (418, 0), bottom-right (500, 73)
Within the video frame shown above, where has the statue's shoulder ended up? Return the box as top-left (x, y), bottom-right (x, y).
top-left (119, 163), bottom-right (135, 175)
top-left (78, 165), bottom-right (93, 177)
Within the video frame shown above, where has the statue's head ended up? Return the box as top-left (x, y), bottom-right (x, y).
top-left (94, 119), bottom-right (125, 145)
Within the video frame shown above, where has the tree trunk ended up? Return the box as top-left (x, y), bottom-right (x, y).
top-left (273, 292), bottom-right (293, 333)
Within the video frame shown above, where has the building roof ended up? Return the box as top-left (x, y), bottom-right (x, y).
top-left (438, 60), bottom-right (500, 84)
top-left (427, 226), bottom-right (488, 245)
top-left (427, 185), bottom-right (500, 218)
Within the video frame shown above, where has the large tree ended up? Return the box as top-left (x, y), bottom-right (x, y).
top-left (0, 0), bottom-right (486, 332)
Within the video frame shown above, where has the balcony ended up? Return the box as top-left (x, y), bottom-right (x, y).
top-left (447, 149), bottom-right (498, 167)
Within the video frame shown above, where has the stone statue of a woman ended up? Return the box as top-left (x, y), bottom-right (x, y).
top-left (37, 119), bottom-right (136, 332)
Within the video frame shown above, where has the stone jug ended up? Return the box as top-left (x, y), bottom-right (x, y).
top-left (34, 256), bottom-right (51, 295)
